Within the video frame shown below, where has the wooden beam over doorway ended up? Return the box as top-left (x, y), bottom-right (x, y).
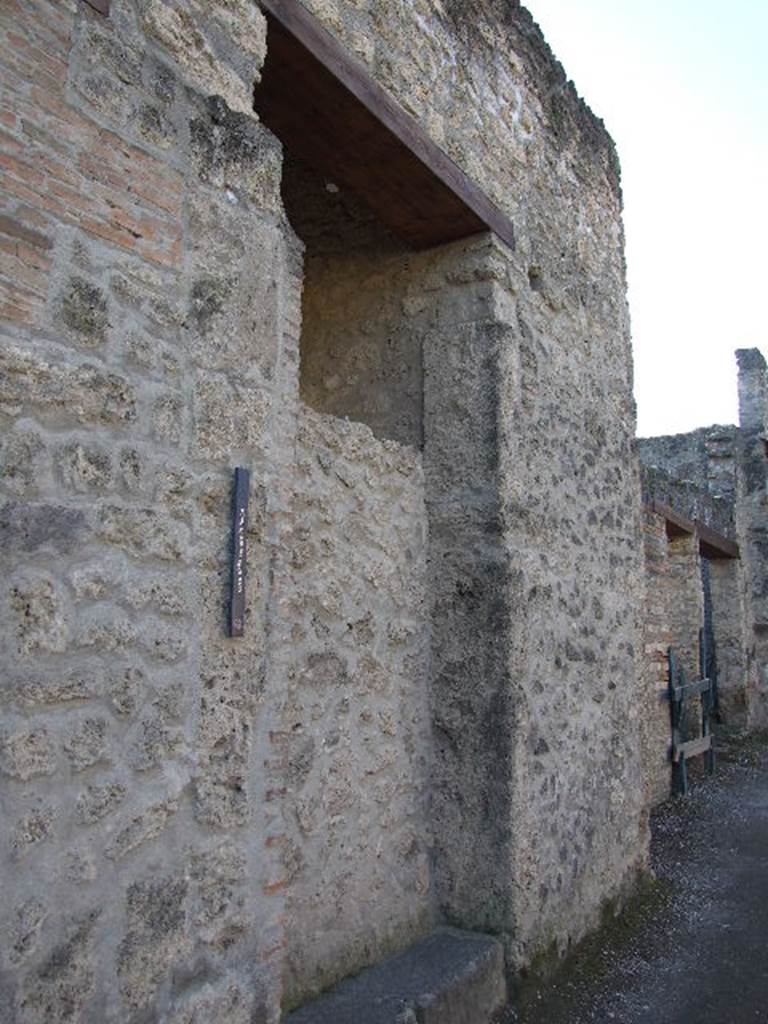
top-left (255, 0), bottom-right (516, 251)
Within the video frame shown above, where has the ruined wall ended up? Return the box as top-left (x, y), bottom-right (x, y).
top-left (641, 508), bottom-right (674, 805)
top-left (0, 1), bottom-right (292, 1020)
top-left (283, 158), bottom-right (423, 448)
top-left (288, 0), bottom-right (647, 965)
top-left (1, 0), bottom-right (650, 1016)
top-left (736, 349), bottom-right (768, 728)
top-left (638, 427), bottom-right (739, 503)
top-left (639, 364), bottom-right (767, 733)
top-left (276, 408), bottom-right (432, 1005)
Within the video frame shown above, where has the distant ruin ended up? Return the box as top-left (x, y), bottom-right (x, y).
top-left (0, 2), bottom-right (765, 1021)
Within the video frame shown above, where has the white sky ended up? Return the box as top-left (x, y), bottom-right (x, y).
top-left (523, 0), bottom-right (768, 437)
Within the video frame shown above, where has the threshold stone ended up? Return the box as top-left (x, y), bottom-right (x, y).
top-left (286, 927), bottom-right (507, 1024)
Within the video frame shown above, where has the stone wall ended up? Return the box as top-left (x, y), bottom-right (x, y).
top-left (1, 0), bottom-right (649, 1017)
top-left (0, 2), bottom-right (290, 1020)
top-left (277, 408), bottom-right (433, 1005)
top-left (736, 349), bottom-right (768, 728)
top-left (638, 350), bottom-right (768, 733)
top-left (641, 508), bottom-right (674, 806)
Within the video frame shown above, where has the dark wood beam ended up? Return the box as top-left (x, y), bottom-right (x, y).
top-left (255, 0), bottom-right (516, 251)
top-left (649, 502), bottom-right (739, 560)
top-left (697, 520), bottom-right (739, 561)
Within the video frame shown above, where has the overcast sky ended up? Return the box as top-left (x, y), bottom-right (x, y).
top-left (524, 0), bottom-right (768, 438)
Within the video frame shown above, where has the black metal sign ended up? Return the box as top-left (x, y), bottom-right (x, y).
top-left (229, 467), bottom-right (250, 637)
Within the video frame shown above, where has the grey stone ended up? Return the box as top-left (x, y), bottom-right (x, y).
top-left (1, 727), bottom-right (56, 781)
top-left (286, 928), bottom-right (506, 1024)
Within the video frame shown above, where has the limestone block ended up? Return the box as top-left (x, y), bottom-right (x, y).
top-left (140, 0), bottom-right (266, 115)
top-left (99, 504), bottom-right (190, 561)
top-left (117, 873), bottom-right (190, 1011)
top-left (0, 345), bottom-right (137, 425)
top-left (0, 725), bottom-right (56, 782)
top-left (1, 502), bottom-right (88, 556)
top-left (57, 441), bottom-right (113, 493)
top-left (10, 803), bottom-right (56, 854)
top-left (16, 911), bottom-right (100, 1024)
top-left (0, 427), bottom-right (48, 496)
top-left (63, 717), bottom-right (110, 771)
top-left (8, 573), bottom-right (69, 656)
top-left (59, 276), bottom-right (110, 347)
top-left (106, 799), bottom-right (178, 861)
top-left (76, 781), bottom-right (126, 824)
top-left (164, 975), bottom-right (260, 1024)
top-left (189, 97), bottom-right (282, 210)
top-left (7, 898), bottom-right (47, 964)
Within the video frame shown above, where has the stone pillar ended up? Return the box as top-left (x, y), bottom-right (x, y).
top-left (736, 348), bottom-right (768, 727)
top-left (667, 533), bottom-right (704, 683)
top-left (707, 556), bottom-right (754, 732)
top-left (641, 508), bottom-right (674, 805)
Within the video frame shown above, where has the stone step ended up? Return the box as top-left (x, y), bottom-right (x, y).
top-left (285, 927), bottom-right (507, 1024)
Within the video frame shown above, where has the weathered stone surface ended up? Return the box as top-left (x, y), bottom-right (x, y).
top-left (1, 502), bottom-right (88, 555)
top-left (117, 874), bottom-right (189, 1011)
top-left (164, 975), bottom-right (259, 1024)
top-left (286, 928), bottom-right (506, 1024)
top-left (8, 572), bottom-right (70, 656)
top-left (0, 346), bottom-right (137, 425)
top-left (63, 717), bottom-right (110, 772)
top-left (59, 276), bottom-right (109, 346)
top-left (106, 799), bottom-right (178, 861)
top-left (76, 781), bottom-right (126, 824)
top-left (0, 0), bottom-right (671, 1019)
top-left (0, 726), bottom-right (57, 781)
top-left (16, 911), bottom-right (100, 1024)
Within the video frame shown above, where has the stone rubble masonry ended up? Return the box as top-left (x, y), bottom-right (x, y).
top-left (1, 0), bottom-right (648, 1020)
top-left (638, 348), bottom-right (768, 734)
top-left (1, 1), bottom-right (286, 1021)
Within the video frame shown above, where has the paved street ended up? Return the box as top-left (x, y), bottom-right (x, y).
top-left (509, 737), bottom-right (768, 1024)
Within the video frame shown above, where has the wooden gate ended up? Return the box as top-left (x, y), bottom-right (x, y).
top-left (668, 633), bottom-right (716, 795)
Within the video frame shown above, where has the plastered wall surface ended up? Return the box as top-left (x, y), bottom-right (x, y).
top-left (1, 0), bottom-right (650, 1018)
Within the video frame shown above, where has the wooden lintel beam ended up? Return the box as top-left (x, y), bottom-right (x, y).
top-left (256, 0), bottom-right (516, 251)
top-left (649, 502), bottom-right (739, 560)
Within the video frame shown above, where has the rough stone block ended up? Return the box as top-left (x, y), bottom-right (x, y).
top-left (0, 427), bottom-right (48, 496)
top-left (63, 717), bottom-right (109, 771)
top-left (117, 873), bottom-right (189, 1011)
top-left (11, 803), bottom-right (55, 854)
top-left (16, 911), bottom-right (100, 1024)
top-left (8, 898), bottom-right (47, 964)
top-left (0, 345), bottom-right (136, 425)
top-left (0, 726), bottom-right (57, 781)
top-left (57, 441), bottom-right (113, 492)
top-left (286, 928), bottom-right (506, 1024)
top-left (8, 573), bottom-right (70, 655)
top-left (76, 781), bottom-right (126, 824)
top-left (165, 975), bottom-right (258, 1024)
top-left (106, 799), bottom-right (178, 861)
top-left (1, 502), bottom-right (88, 555)
top-left (99, 504), bottom-right (189, 561)
top-left (59, 275), bottom-right (109, 346)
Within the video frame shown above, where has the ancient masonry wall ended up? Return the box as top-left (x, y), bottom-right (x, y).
top-left (293, 0), bottom-right (648, 965)
top-left (641, 508), bottom-right (674, 806)
top-left (639, 351), bottom-right (768, 732)
top-left (1, 0), bottom-right (649, 1018)
top-left (0, 2), bottom-right (291, 1021)
top-left (736, 349), bottom-right (768, 729)
top-left (277, 408), bottom-right (433, 1005)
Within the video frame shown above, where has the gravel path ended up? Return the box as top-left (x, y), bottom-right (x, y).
top-left (506, 736), bottom-right (768, 1024)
